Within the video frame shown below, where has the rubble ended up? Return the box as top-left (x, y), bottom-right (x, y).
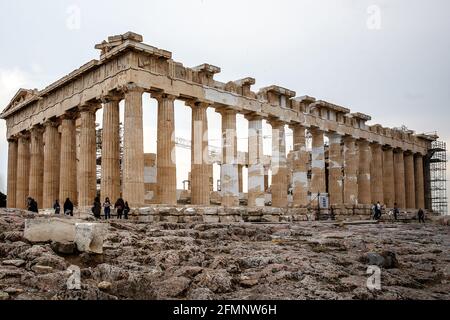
top-left (0, 210), bottom-right (448, 300)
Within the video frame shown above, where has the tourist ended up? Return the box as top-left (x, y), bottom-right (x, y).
top-left (371, 203), bottom-right (377, 220)
top-left (124, 201), bottom-right (130, 220)
top-left (92, 197), bottom-right (102, 219)
top-left (115, 198), bottom-right (125, 219)
top-left (103, 197), bottom-right (112, 220)
top-left (64, 198), bottom-right (74, 216)
top-left (418, 208), bottom-right (425, 223)
top-left (27, 197), bottom-right (38, 213)
top-left (53, 199), bottom-right (61, 214)
top-left (393, 203), bottom-right (400, 221)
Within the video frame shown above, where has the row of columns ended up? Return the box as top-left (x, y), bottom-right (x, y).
top-left (5, 85), bottom-right (427, 210)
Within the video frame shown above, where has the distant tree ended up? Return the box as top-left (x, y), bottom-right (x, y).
top-left (0, 192), bottom-right (6, 208)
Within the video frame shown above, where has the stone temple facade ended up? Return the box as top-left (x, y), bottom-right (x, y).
top-left (1, 32), bottom-right (437, 217)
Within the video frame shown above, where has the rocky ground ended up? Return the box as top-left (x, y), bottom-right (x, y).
top-left (0, 209), bottom-right (449, 300)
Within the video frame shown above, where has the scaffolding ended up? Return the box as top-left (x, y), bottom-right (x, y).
top-left (427, 140), bottom-right (448, 215)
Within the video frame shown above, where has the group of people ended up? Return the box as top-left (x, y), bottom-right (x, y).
top-left (91, 197), bottom-right (130, 220)
top-left (372, 201), bottom-right (426, 223)
top-left (26, 197), bottom-right (39, 213)
top-left (53, 198), bottom-right (74, 216)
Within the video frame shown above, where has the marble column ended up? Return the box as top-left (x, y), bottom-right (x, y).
top-left (7, 138), bottom-right (18, 208)
top-left (310, 128), bottom-right (326, 203)
top-left (29, 126), bottom-right (44, 207)
top-left (370, 143), bottom-right (384, 204)
top-left (154, 93), bottom-right (177, 205)
top-left (414, 154), bottom-right (425, 209)
top-left (343, 136), bottom-right (359, 205)
top-left (189, 101), bottom-right (210, 205)
top-left (238, 165), bottom-right (243, 194)
top-left (393, 149), bottom-right (406, 209)
top-left (357, 140), bottom-right (371, 205)
top-left (264, 167), bottom-right (270, 192)
top-left (16, 133), bottom-right (30, 210)
top-left (270, 120), bottom-right (288, 208)
top-left (327, 133), bottom-right (343, 206)
top-left (78, 107), bottom-right (97, 207)
top-left (291, 124), bottom-right (309, 207)
top-left (101, 96), bottom-right (121, 203)
top-left (247, 115), bottom-right (265, 207)
top-left (123, 85), bottom-right (145, 207)
top-left (404, 152), bottom-right (416, 209)
top-left (219, 109), bottom-right (239, 207)
top-left (59, 113), bottom-right (77, 205)
top-left (383, 147), bottom-right (395, 208)
top-left (43, 121), bottom-right (60, 209)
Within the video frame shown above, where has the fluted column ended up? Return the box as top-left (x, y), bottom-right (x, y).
top-left (78, 106), bottom-right (97, 207)
top-left (43, 121), bottom-right (60, 208)
top-left (59, 113), bottom-right (77, 205)
top-left (310, 128), bottom-right (326, 204)
top-left (414, 154), bottom-right (425, 209)
top-left (189, 101), bottom-right (210, 205)
top-left (123, 85), bottom-right (145, 207)
top-left (404, 152), bottom-right (416, 209)
top-left (291, 124), bottom-right (309, 207)
top-left (16, 133), bottom-right (30, 209)
top-left (357, 140), bottom-right (371, 205)
top-left (383, 147), bottom-right (395, 207)
top-left (246, 115), bottom-right (265, 207)
top-left (270, 120), bottom-right (288, 208)
top-left (7, 138), bottom-right (18, 208)
top-left (219, 109), bottom-right (239, 207)
top-left (29, 126), bottom-right (44, 207)
top-left (343, 136), bottom-right (358, 205)
top-left (370, 143), bottom-right (384, 204)
top-left (238, 165), bottom-right (243, 194)
top-left (101, 96), bottom-right (121, 203)
top-left (394, 149), bottom-right (406, 209)
top-left (154, 93), bottom-right (177, 205)
top-left (327, 133), bottom-right (343, 206)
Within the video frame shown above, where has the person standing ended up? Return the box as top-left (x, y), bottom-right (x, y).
top-left (64, 198), bottom-right (74, 216)
top-left (124, 201), bottom-right (130, 220)
top-left (393, 203), bottom-right (400, 221)
top-left (54, 200), bottom-right (61, 214)
top-left (418, 208), bottom-right (426, 223)
top-left (103, 197), bottom-right (112, 220)
top-left (92, 197), bottom-right (102, 219)
top-left (115, 198), bottom-right (125, 219)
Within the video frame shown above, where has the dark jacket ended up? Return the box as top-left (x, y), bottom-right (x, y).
top-left (115, 199), bottom-right (125, 211)
top-left (64, 199), bottom-right (74, 215)
top-left (92, 201), bottom-right (102, 217)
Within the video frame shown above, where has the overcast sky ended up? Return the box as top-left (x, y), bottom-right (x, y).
top-left (0, 0), bottom-right (449, 208)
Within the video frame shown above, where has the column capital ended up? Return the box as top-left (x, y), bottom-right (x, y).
top-left (382, 144), bottom-right (393, 151)
top-left (186, 100), bottom-right (209, 110)
top-left (43, 119), bottom-right (60, 128)
top-left (17, 131), bottom-right (31, 141)
top-left (30, 124), bottom-right (45, 135)
top-left (100, 91), bottom-right (123, 104)
top-left (357, 139), bottom-right (370, 147)
top-left (288, 122), bottom-right (306, 131)
top-left (343, 135), bottom-right (356, 143)
top-left (7, 136), bottom-right (18, 143)
top-left (151, 91), bottom-right (177, 102)
top-left (267, 118), bottom-right (286, 128)
top-left (216, 107), bottom-right (238, 117)
top-left (393, 147), bottom-right (404, 154)
top-left (119, 82), bottom-right (145, 94)
top-left (78, 102), bottom-right (99, 115)
top-left (244, 112), bottom-right (264, 121)
top-left (60, 110), bottom-right (78, 121)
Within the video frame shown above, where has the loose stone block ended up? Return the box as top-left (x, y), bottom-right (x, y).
top-left (24, 218), bottom-right (82, 243)
top-left (74, 223), bottom-right (108, 254)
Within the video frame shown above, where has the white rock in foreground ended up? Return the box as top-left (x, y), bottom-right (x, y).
top-left (24, 218), bottom-right (82, 243)
top-left (74, 223), bottom-right (108, 254)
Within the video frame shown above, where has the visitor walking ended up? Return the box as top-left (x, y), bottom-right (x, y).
top-left (64, 198), bottom-right (74, 216)
top-left (371, 203), bottom-right (377, 220)
top-left (124, 201), bottom-right (130, 220)
top-left (92, 197), bottom-right (102, 219)
top-left (27, 197), bottom-right (38, 213)
top-left (103, 197), bottom-right (112, 220)
top-left (393, 203), bottom-right (400, 221)
top-left (418, 208), bottom-right (425, 223)
top-left (115, 198), bottom-right (125, 219)
top-left (54, 199), bottom-right (60, 214)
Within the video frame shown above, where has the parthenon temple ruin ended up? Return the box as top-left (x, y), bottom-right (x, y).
top-left (0, 32), bottom-right (441, 220)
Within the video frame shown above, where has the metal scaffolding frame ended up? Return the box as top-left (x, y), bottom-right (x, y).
top-left (427, 140), bottom-right (448, 215)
